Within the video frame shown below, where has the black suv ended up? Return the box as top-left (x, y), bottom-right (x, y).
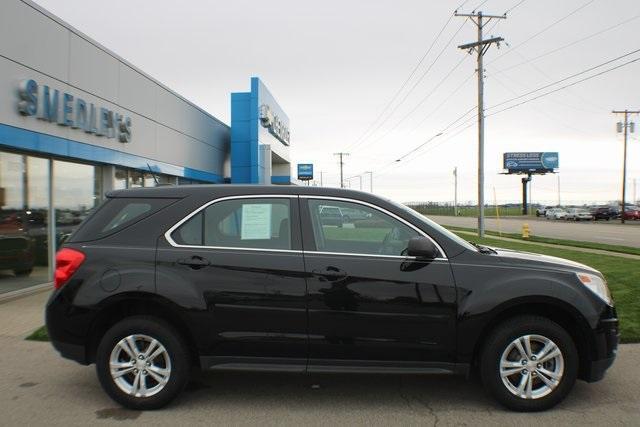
top-left (46, 185), bottom-right (618, 412)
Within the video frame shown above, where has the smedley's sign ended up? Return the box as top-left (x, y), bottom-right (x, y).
top-left (17, 79), bottom-right (132, 143)
top-left (259, 103), bottom-right (290, 146)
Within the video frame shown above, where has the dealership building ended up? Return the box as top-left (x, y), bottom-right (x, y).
top-left (0, 0), bottom-right (292, 295)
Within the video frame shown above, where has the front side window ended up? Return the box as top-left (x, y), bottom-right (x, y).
top-left (172, 198), bottom-right (291, 250)
top-left (307, 199), bottom-right (421, 256)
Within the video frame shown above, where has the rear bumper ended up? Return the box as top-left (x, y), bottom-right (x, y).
top-left (50, 339), bottom-right (89, 365)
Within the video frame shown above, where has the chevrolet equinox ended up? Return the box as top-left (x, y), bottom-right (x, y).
top-left (45, 185), bottom-right (618, 411)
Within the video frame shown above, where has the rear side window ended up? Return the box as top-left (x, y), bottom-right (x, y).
top-left (171, 198), bottom-right (292, 250)
top-left (69, 197), bottom-right (176, 242)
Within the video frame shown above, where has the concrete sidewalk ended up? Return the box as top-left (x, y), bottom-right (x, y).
top-left (0, 290), bottom-right (50, 339)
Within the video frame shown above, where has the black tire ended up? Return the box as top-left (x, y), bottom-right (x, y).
top-left (480, 315), bottom-right (578, 412)
top-left (96, 316), bottom-right (191, 410)
top-left (13, 268), bottom-right (33, 277)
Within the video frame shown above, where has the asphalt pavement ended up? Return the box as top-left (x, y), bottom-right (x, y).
top-left (428, 215), bottom-right (640, 247)
top-left (1, 336), bottom-right (638, 426)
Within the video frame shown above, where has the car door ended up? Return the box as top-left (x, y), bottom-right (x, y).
top-left (300, 197), bottom-right (457, 370)
top-left (156, 195), bottom-right (308, 370)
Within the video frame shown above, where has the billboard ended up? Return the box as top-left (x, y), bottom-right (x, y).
top-left (503, 152), bottom-right (558, 173)
top-left (297, 163), bottom-right (313, 181)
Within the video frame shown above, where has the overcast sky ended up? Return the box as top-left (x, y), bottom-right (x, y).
top-left (34, 0), bottom-right (640, 205)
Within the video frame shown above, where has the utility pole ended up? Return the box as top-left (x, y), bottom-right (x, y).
top-left (456, 10), bottom-right (505, 237)
top-left (453, 167), bottom-right (458, 216)
top-left (613, 109), bottom-right (639, 223)
top-left (557, 174), bottom-right (561, 207)
top-left (334, 152), bottom-right (349, 188)
top-left (320, 171), bottom-right (324, 187)
top-left (365, 171), bottom-right (373, 192)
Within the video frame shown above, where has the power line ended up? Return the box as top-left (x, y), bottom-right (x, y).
top-left (505, 0), bottom-right (528, 14)
top-left (487, 48), bottom-right (640, 112)
top-left (491, 13), bottom-right (640, 75)
top-left (486, 55), bottom-right (640, 117)
top-left (348, 19), bottom-right (469, 152)
top-left (488, 0), bottom-right (598, 65)
top-left (344, 15), bottom-right (454, 152)
top-left (472, 0), bottom-right (491, 12)
top-left (357, 55), bottom-right (470, 150)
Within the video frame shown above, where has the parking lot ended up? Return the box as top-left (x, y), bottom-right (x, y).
top-left (429, 215), bottom-right (640, 247)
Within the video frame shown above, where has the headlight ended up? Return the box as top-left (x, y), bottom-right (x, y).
top-left (576, 273), bottom-right (612, 305)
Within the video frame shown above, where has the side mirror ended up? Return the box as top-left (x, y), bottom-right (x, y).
top-left (407, 236), bottom-right (439, 259)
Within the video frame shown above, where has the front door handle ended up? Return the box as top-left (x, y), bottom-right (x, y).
top-left (177, 256), bottom-right (210, 269)
top-left (312, 267), bottom-right (348, 281)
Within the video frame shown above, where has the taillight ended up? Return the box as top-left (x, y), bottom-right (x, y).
top-left (54, 248), bottom-right (85, 289)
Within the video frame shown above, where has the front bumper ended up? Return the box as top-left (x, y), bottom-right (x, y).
top-left (583, 313), bottom-right (619, 382)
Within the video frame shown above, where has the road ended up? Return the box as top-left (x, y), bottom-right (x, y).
top-left (428, 215), bottom-right (640, 247)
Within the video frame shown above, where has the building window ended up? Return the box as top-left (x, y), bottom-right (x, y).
top-left (0, 152), bottom-right (50, 294)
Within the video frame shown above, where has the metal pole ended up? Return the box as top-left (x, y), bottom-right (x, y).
top-left (453, 167), bottom-right (458, 216)
top-left (477, 12), bottom-right (485, 236)
top-left (367, 171), bottom-right (373, 192)
top-left (320, 171), bottom-right (323, 187)
top-left (622, 110), bottom-right (629, 224)
top-left (557, 174), bottom-right (561, 206)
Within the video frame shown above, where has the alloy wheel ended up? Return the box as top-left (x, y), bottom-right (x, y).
top-left (109, 334), bottom-right (172, 398)
top-left (499, 334), bottom-right (564, 400)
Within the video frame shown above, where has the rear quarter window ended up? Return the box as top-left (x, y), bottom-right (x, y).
top-left (68, 197), bottom-right (177, 242)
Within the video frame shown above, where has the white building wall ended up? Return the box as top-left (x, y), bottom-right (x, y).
top-left (0, 0), bottom-right (229, 178)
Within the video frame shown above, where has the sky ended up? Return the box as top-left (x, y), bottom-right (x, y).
top-left (33, 0), bottom-right (640, 205)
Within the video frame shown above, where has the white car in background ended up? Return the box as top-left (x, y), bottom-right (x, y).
top-left (545, 208), bottom-right (568, 220)
top-left (565, 208), bottom-right (594, 221)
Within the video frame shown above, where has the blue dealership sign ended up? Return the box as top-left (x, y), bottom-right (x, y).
top-left (297, 163), bottom-right (313, 180)
top-left (503, 152), bottom-right (559, 172)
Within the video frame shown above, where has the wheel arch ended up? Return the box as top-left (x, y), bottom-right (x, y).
top-left (469, 297), bottom-right (595, 381)
top-left (86, 292), bottom-right (200, 367)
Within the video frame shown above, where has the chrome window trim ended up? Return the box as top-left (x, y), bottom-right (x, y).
top-left (305, 250), bottom-right (448, 261)
top-left (164, 194), bottom-right (448, 260)
top-left (301, 195), bottom-right (447, 259)
top-left (164, 194), bottom-right (297, 249)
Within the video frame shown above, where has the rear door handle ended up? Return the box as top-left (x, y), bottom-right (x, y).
top-left (177, 256), bottom-right (210, 269)
top-left (312, 267), bottom-right (348, 281)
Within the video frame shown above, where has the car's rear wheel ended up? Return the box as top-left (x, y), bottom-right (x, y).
top-left (96, 316), bottom-right (190, 410)
top-left (480, 315), bottom-right (578, 412)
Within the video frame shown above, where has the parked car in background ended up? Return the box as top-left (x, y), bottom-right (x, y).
top-left (590, 206), bottom-right (616, 221)
top-left (545, 208), bottom-right (567, 220)
top-left (46, 185), bottom-right (618, 412)
top-left (620, 208), bottom-right (640, 221)
top-left (536, 206), bottom-right (554, 217)
top-left (319, 205), bottom-right (345, 227)
top-left (565, 208), bottom-right (593, 221)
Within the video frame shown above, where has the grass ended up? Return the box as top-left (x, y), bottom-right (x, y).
top-left (457, 232), bottom-right (640, 343)
top-left (446, 225), bottom-right (640, 256)
top-left (411, 205), bottom-right (525, 217)
top-left (25, 325), bottom-right (49, 342)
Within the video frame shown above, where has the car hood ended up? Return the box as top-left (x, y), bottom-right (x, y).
top-left (491, 247), bottom-right (599, 274)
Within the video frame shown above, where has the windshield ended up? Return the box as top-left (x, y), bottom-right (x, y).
top-left (387, 199), bottom-right (478, 252)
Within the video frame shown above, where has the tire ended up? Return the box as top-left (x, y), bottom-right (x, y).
top-left (13, 268), bottom-right (33, 277)
top-left (480, 315), bottom-right (578, 412)
top-left (96, 316), bottom-right (191, 410)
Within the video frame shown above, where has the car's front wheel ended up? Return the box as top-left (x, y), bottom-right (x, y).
top-left (96, 316), bottom-right (190, 410)
top-left (480, 315), bottom-right (578, 412)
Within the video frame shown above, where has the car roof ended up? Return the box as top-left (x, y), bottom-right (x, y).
top-left (106, 184), bottom-right (378, 201)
